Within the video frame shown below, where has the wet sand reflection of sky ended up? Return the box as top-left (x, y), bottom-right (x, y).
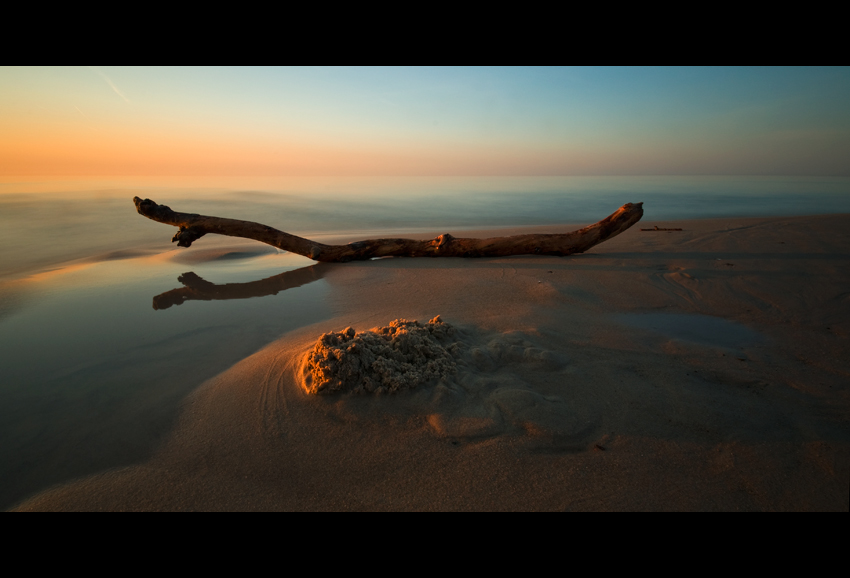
top-left (0, 248), bottom-right (330, 510)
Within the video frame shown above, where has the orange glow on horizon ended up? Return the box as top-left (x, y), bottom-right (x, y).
top-left (1, 122), bottom-right (612, 177)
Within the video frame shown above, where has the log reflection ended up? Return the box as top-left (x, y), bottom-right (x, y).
top-left (153, 263), bottom-right (332, 310)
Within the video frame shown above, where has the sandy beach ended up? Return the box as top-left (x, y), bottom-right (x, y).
top-left (9, 213), bottom-right (850, 511)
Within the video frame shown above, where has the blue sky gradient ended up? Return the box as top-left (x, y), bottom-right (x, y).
top-left (2, 66), bottom-right (848, 176)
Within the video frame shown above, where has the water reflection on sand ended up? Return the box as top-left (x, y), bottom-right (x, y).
top-left (153, 262), bottom-right (331, 310)
top-left (0, 245), bottom-right (330, 510)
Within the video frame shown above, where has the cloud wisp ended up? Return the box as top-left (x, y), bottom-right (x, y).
top-left (90, 67), bottom-right (130, 103)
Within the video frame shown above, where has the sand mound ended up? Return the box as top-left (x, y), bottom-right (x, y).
top-left (303, 316), bottom-right (462, 394)
top-left (301, 316), bottom-right (595, 447)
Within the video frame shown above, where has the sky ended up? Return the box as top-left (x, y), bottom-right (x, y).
top-left (2, 66), bottom-right (849, 177)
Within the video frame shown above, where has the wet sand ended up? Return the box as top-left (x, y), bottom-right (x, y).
top-left (11, 213), bottom-right (850, 511)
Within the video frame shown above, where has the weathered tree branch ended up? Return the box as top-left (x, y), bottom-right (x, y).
top-left (133, 197), bottom-right (643, 262)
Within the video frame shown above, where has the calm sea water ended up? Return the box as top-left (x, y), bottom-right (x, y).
top-left (2, 175), bottom-right (849, 280)
top-left (1, 175), bottom-right (848, 508)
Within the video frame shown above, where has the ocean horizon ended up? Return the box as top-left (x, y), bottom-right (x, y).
top-left (3, 175), bottom-right (849, 281)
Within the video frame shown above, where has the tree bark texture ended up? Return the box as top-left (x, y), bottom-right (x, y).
top-left (133, 197), bottom-right (644, 263)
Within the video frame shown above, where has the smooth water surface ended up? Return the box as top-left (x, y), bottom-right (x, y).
top-left (0, 246), bottom-right (330, 509)
top-left (3, 176), bottom-right (849, 280)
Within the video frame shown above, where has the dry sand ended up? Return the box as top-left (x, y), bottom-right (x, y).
top-left (12, 214), bottom-right (850, 511)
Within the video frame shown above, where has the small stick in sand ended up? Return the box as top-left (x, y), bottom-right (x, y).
top-left (133, 197), bottom-right (644, 263)
top-left (640, 225), bottom-right (682, 231)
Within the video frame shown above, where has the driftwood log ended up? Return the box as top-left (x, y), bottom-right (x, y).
top-left (133, 197), bottom-right (643, 262)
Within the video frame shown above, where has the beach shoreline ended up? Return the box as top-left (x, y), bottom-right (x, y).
top-left (7, 212), bottom-right (850, 511)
